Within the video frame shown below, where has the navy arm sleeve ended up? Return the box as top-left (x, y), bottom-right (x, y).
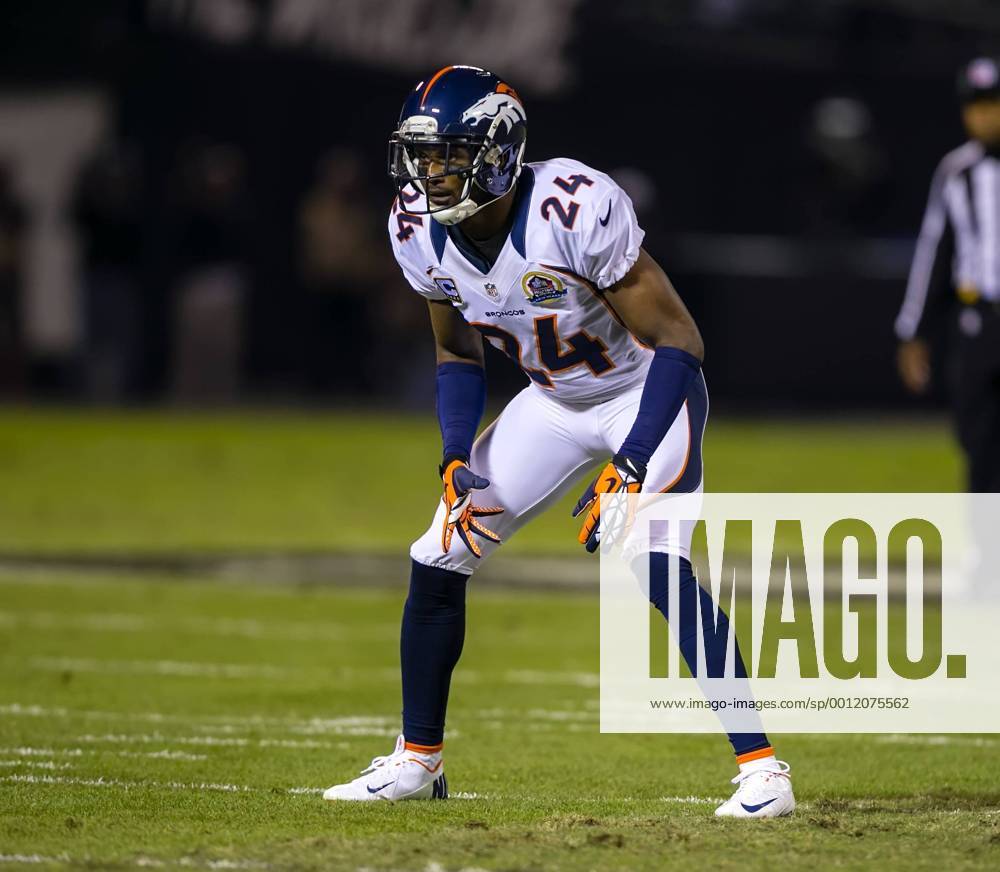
top-left (617, 347), bottom-right (701, 467)
top-left (436, 362), bottom-right (486, 466)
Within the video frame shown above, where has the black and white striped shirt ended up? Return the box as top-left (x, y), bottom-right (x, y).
top-left (896, 141), bottom-right (1000, 341)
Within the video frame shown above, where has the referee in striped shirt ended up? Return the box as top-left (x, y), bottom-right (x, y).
top-left (896, 56), bottom-right (1000, 492)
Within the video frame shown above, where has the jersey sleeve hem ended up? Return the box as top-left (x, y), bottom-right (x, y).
top-left (594, 229), bottom-right (645, 290)
top-left (388, 199), bottom-right (450, 301)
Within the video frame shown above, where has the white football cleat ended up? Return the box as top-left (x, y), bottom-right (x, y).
top-left (714, 760), bottom-right (795, 818)
top-left (322, 734), bottom-right (447, 802)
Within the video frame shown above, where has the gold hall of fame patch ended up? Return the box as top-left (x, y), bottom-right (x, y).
top-left (521, 271), bottom-right (568, 305)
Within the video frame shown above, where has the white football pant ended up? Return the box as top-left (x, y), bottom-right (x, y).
top-left (410, 373), bottom-right (708, 575)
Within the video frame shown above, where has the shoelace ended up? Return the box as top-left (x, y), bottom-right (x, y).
top-left (730, 759), bottom-right (791, 786)
top-left (361, 748), bottom-right (407, 775)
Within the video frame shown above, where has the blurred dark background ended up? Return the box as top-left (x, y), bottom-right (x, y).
top-left (0, 0), bottom-right (997, 410)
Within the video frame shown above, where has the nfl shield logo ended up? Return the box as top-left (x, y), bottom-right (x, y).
top-left (484, 282), bottom-right (499, 298)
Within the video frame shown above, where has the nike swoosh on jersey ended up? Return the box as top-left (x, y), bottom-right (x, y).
top-left (367, 781), bottom-right (394, 794)
top-left (599, 201), bottom-right (612, 226)
top-left (740, 797), bottom-right (778, 813)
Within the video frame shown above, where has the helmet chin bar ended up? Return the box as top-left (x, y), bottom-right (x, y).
top-left (397, 137), bottom-right (486, 224)
top-left (414, 168), bottom-right (477, 225)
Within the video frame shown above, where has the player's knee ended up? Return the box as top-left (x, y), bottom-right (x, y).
top-left (405, 558), bottom-right (469, 614)
top-left (409, 533), bottom-right (478, 576)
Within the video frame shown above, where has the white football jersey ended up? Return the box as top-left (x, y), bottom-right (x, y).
top-left (389, 158), bottom-right (653, 403)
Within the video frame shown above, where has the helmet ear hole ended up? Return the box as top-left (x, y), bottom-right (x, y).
top-left (473, 139), bottom-right (524, 199)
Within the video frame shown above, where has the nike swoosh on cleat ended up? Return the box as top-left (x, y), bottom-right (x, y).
top-left (367, 781), bottom-right (394, 794)
top-left (740, 797), bottom-right (777, 813)
top-left (599, 201), bottom-right (612, 226)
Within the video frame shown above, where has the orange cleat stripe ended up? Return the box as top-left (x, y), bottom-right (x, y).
top-left (736, 746), bottom-right (775, 765)
top-left (407, 757), bottom-right (443, 774)
top-left (420, 66), bottom-right (455, 107)
top-left (405, 741), bottom-right (443, 754)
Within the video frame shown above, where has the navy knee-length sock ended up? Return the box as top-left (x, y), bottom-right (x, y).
top-left (646, 552), bottom-right (772, 759)
top-left (400, 559), bottom-right (469, 748)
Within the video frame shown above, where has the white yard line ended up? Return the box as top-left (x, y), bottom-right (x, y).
top-left (0, 759), bottom-right (73, 770)
top-left (876, 734), bottom-right (999, 748)
top-left (0, 854), bottom-right (269, 869)
top-left (0, 611), bottom-right (145, 631)
top-left (659, 795), bottom-right (723, 805)
top-left (259, 737), bottom-right (361, 748)
top-left (0, 746), bottom-right (208, 762)
top-left (136, 858), bottom-right (271, 869)
top-left (470, 707), bottom-right (595, 723)
top-left (0, 704), bottom-right (392, 742)
top-left (1, 774), bottom-right (485, 802)
top-left (423, 863), bottom-right (491, 872)
top-left (0, 609), bottom-right (399, 643)
top-left (498, 670), bottom-right (599, 688)
top-left (1, 702), bottom-right (394, 731)
top-left (143, 748), bottom-right (211, 760)
top-left (2, 774), bottom-right (255, 793)
top-left (2, 701), bottom-right (594, 736)
top-left (188, 715), bottom-right (400, 738)
top-left (70, 732), bottom-right (343, 750)
top-left (524, 708), bottom-right (596, 722)
top-left (0, 745), bottom-right (83, 756)
top-left (13, 657), bottom-right (599, 687)
top-left (25, 657), bottom-right (290, 680)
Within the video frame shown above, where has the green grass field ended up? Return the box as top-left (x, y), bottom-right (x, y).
top-left (0, 409), bottom-right (962, 556)
top-left (2, 572), bottom-right (998, 871)
top-left (1, 410), bottom-right (994, 871)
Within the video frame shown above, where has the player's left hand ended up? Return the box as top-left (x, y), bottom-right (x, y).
top-left (572, 453), bottom-right (646, 553)
top-left (441, 459), bottom-right (504, 558)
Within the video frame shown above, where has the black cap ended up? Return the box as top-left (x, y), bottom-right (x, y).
top-left (958, 56), bottom-right (1000, 104)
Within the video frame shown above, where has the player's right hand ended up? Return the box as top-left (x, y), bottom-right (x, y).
top-left (440, 459), bottom-right (504, 558)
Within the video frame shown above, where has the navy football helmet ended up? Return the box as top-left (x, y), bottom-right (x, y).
top-left (388, 65), bottom-right (527, 224)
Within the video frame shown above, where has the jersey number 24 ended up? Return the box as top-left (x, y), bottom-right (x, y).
top-left (473, 314), bottom-right (614, 388)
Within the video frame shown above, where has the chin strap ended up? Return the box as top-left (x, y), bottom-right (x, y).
top-left (430, 196), bottom-right (484, 225)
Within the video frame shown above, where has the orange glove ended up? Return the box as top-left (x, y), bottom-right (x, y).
top-left (440, 459), bottom-right (504, 558)
top-left (572, 454), bottom-right (645, 553)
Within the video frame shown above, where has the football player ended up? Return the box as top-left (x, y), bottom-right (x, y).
top-left (323, 65), bottom-right (794, 818)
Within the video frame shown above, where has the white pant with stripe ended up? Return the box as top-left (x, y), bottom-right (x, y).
top-left (410, 374), bottom-right (708, 575)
